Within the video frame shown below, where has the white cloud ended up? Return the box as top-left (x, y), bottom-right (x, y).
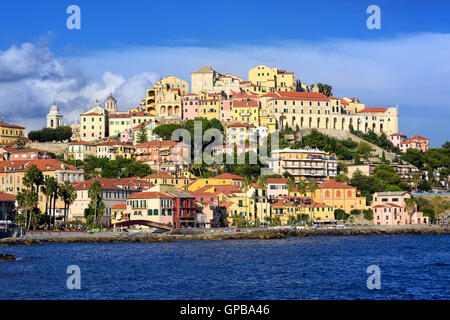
top-left (0, 33), bottom-right (449, 146)
top-left (0, 43), bottom-right (159, 131)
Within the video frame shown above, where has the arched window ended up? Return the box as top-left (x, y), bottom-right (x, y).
top-left (325, 191), bottom-right (330, 198)
top-left (336, 190), bottom-right (342, 198)
top-left (147, 209), bottom-right (152, 215)
top-left (347, 190), bottom-right (352, 197)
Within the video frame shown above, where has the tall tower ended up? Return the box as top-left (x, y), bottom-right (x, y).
top-left (105, 93), bottom-right (117, 114)
top-left (47, 102), bottom-right (63, 129)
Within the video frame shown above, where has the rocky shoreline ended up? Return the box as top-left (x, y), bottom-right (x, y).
top-left (0, 225), bottom-right (448, 246)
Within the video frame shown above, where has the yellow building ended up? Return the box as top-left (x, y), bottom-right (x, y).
top-left (144, 172), bottom-right (191, 188)
top-left (226, 122), bottom-right (256, 145)
top-left (186, 173), bottom-right (244, 192)
top-left (96, 142), bottom-right (135, 160)
top-left (259, 109), bottom-right (277, 133)
top-left (341, 97), bottom-right (366, 114)
top-left (269, 148), bottom-right (337, 182)
top-left (248, 65), bottom-right (300, 95)
top-left (198, 91), bottom-right (222, 121)
top-left (0, 121), bottom-right (25, 144)
top-left (231, 100), bottom-right (260, 127)
top-left (305, 203), bottom-right (335, 222)
top-left (313, 180), bottom-right (368, 212)
top-left (109, 114), bottom-right (131, 136)
top-left (68, 141), bottom-right (96, 161)
top-left (155, 76), bottom-right (189, 96)
top-left (111, 204), bottom-right (128, 225)
top-left (270, 198), bottom-right (306, 225)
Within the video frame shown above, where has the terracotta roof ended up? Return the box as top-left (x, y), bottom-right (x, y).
top-left (267, 178), bottom-right (288, 184)
top-left (227, 122), bottom-right (255, 128)
top-left (144, 172), bottom-right (175, 180)
top-left (127, 191), bottom-right (173, 199)
top-left (112, 204), bottom-right (127, 209)
top-left (97, 142), bottom-right (134, 147)
top-left (358, 107), bottom-right (387, 113)
top-left (0, 159), bottom-right (77, 172)
top-left (373, 203), bottom-right (403, 208)
top-left (136, 140), bottom-right (184, 148)
top-left (232, 100), bottom-right (259, 108)
top-left (390, 133), bottom-right (407, 137)
top-left (212, 173), bottom-right (244, 180)
top-left (109, 114), bottom-right (131, 118)
top-left (318, 181), bottom-right (355, 189)
top-left (82, 113), bottom-right (103, 116)
top-left (264, 91), bottom-right (330, 101)
top-left (219, 201), bottom-right (234, 209)
top-left (73, 178), bottom-right (125, 191)
top-left (0, 192), bottom-right (16, 202)
top-left (410, 135), bottom-right (428, 140)
top-left (196, 185), bottom-right (241, 195)
top-left (0, 122), bottom-right (25, 129)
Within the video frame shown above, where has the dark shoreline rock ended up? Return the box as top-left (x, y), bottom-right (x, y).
top-left (0, 226), bottom-right (448, 246)
top-left (0, 254), bottom-right (16, 261)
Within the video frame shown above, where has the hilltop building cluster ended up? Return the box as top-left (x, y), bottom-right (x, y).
top-left (0, 65), bottom-right (436, 229)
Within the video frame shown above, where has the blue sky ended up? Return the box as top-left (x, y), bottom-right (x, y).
top-left (0, 0), bottom-right (449, 146)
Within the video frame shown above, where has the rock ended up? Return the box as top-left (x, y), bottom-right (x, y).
top-left (0, 254), bottom-right (16, 261)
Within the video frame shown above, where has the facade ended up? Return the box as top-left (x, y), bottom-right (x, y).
top-left (266, 178), bottom-right (288, 199)
top-left (109, 114), bottom-right (131, 136)
top-left (46, 103), bottom-right (63, 129)
top-left (186, 173), bottom-right (244, 192)
top-left (134, 140), bottom-right (190, 172)
top-left (0, 147), bottom-right (53, 161)
top-left (182, 94), bottom-right (199, 120)
top-left (262, 91), bottom-right (398, 135)
top-left (191, 66), bottom-right (220, 94)
top-left (126, 191), bottom-right (174, 227)
top-left (248, 65), bottom-right (301, 94)
top-left (155, 88), bottom-right (183, 121)
top-left (70, 178), bottom-right (141, 223)
top-left (68, 141), bottom-right (96, 161)
top-left (155, 76), bottom-right (189, 96)
top-left (168, 191), bottom-right (197, 228)
top-left (80, 108), bottom-right (107, 142)
top-left (0, 192), bottom-right (16, 221)
top-left (0, 121), bottom-right (25, 144)
top-left (372, 191), bottom-right (428, 225)
top-left (347, 163), bottom-right (423, 185)
top-left (96, 142), bottom-right (135, 160)
top-left (231, 100), bottom-right (260, 127)
top-left (313, 180), bottom-right (368, 212)
top-left (226, 122), bottom-right (256, 145)
top-left (390, 133), bottom-right (429, 153)
top-left (268, 148), bottom-right (337, 182)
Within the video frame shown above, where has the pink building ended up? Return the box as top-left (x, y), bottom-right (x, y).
top-left (219, 99), bottom-right (233, 122)
top-left (266, 178), bottom-right (288, 200)
top-left (182, 94), bottom-right (199, 120)
top-left (390, 133), bottom-right (429, 153)
top-left (372, 191), bottom-right (428, 225)
top-left (120, 128), bottom-right (134, 144)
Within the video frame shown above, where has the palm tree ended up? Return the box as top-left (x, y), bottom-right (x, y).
top-left (59, 181), bottom-right (77, 229)
top-left (17, 189), bottom-right (38, 230)
top-left (296, 180), bottom-right (307, 197)
top-left (257, 176), bottom-right (268, 190)
top-left (88, 181), bottom-right (102, 226)
top-left (412, 173), bottom-right (421, 192)
top-left (242, 176), bottom-right (253, 192)
top-left (405, 198), bottom-right (417, 224)
top-left (308, 180), bottom-right (319, 199)
top-left (44, 177), bottom-right (58, 229)
top-left (286, 177), bottom-right (297, 195)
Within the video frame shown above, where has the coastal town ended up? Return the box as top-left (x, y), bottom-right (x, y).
top-left (0, 65), bottom-right (449, 233)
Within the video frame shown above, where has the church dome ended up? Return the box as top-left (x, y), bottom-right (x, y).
top-left (48, 102), bottom-right (61, 115)
top-left (105, 93), bottom-right (117, 103)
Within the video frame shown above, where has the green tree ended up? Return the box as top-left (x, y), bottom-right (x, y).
top-left (335, 173), bottom-right (350, 184)
top-left (429, 196), bottom-right (450, 221)
top-left (42, 176), bottom-right (58, 229)
top-left (136, 125), bottom-right (148, 144)
top-left (17, 189), bottom-right (38, 230)
top-left (337, 161), bottom-right (348, 174)
top-left (59, 181), bottom-right (77, 229)
top-left (405, 198), bottom-right (417, 224)
top-left (88, 181), bottom-right (103, 226)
